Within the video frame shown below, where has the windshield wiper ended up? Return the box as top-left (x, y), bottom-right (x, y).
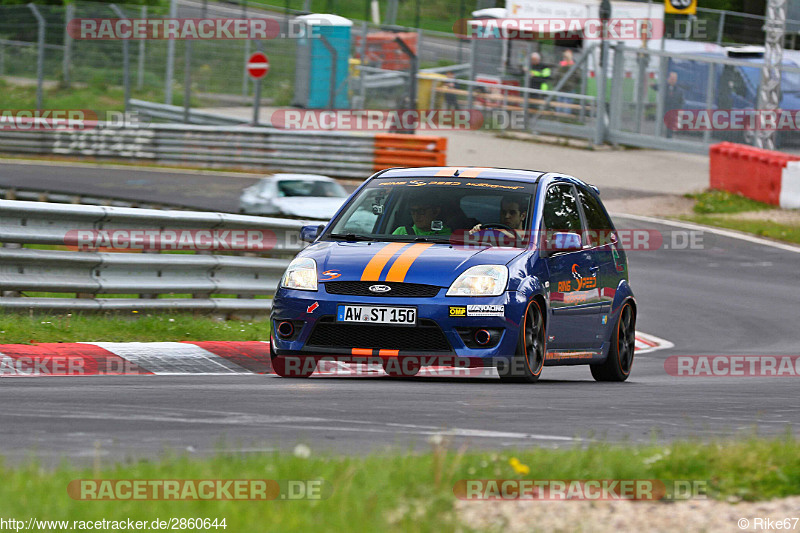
top-left (412, 236), bottom-right (451, 244)
top-left (328, 233), bottom-right (374, 242)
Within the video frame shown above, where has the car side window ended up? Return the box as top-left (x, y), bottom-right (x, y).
top-left (577, 187), bottom-right (615, 246)
top-left (543, 183), bottom-right (582, 234)
top-left (339, 189), bottom-right (383, 234)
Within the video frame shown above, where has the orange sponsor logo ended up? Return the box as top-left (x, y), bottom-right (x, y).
top-left (571, 264), bottom-right (597, 291)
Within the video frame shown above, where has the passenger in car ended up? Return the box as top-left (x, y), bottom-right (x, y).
top-left (392, 198), bottom-right (452, 236)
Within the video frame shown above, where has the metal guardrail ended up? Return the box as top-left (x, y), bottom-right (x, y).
top-left (0, 187), bottom-right (194, 211)
top-left (129, 100), bottom-right (248, 126)
top-left (355, 64), bottom-right (469, 91)
top-left (0, 200), bottom-right (308, 313)
top-left (0, 119), bottom-right (378, 179)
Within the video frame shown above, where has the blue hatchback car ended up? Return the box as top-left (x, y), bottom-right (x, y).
top-left (270, 167), bottom-right (636, 383)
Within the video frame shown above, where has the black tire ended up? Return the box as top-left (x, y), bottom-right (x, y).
top-left (381, 357), bottom-right (421, 377)
top-left (591, 302), bottom-right (635, 382)
top-left (269, 337), bottom-right (316, 378)
top-left (499, 299), bottom-right (545, 383)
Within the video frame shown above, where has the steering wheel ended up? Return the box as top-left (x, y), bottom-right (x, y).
top-left (479, 223), bottom-right (515, 232)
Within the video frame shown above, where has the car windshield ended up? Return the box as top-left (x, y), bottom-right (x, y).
top-left (277, 180), bottom-right (348, 198)
top-left (325, 176), bottom-right (536, 248)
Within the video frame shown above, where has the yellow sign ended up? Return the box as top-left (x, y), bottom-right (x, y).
top-left (665, 0), bottom-right (697, 15)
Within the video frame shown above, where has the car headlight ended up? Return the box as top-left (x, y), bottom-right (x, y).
top-left (446, 265), bottom-right (508, 297)
top-left (280, 257), bottom-right (318, 291)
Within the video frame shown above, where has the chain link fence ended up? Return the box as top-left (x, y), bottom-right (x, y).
top-left (0, 0), bottom-right (299, 110)
top-left (2, 1), bottom-right (800, 154)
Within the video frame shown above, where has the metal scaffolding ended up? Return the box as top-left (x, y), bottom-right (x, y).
top-left (754, 0), bottom-right (787, 150)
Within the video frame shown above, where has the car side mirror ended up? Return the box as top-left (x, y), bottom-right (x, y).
top-left (542, 231), bottom-right (582, 255)
top-left (300, 224), bottom-right (324, 243)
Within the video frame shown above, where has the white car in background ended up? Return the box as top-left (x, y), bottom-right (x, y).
top-left (238, 174), bottom-right (349, 219)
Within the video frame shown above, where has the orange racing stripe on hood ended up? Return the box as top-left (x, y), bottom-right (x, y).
top-left (384, 243), bottom-right (434, 283)
top-left (361, 242), bottom-right (409, 281)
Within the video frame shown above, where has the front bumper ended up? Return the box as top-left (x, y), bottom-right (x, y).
top-left (270, 285), bottom-right (528, 361)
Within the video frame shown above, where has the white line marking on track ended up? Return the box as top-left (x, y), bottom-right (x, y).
top-left (2, 407), bottom-right (578, 442)
top-left (635, 332), bottom-right (675, 354)
top-left (84, 342), bottom-right (250, 374)
top-left (612, 212), bottom-right (800, 254)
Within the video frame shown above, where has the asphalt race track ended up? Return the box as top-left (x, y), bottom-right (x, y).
top-left (0, 160), bottom-right (672, 212)
top-left (0, 161), bottom-right (260, 212)
top-left (1, 164), bottom-right (800, 464)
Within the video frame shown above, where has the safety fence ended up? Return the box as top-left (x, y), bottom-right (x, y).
top-left (0, 120), bottom-right (448, 179)
top-left (5, 0), bottom-right (799, 156)
top-left (0, 200), bottom-right (306, 312)
top-left (429, 40), bottom-right (800, 154)
top-left (710, 142), bottom-right (800, 209)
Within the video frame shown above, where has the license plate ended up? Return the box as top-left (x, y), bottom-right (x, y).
top-left (337, 305), bottom-right (417, 325)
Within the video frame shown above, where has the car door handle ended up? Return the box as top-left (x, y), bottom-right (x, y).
top-left (589, 265), bottom-right (600, 272)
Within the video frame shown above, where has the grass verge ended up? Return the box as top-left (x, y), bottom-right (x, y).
top-left (681, 190), bottom-right (800, 245)
top-left (0, 79), bottom-right (168, 116)
top-left (0, 312), bottom-right (269, 344)
top-left (1, 436), bottom-right (798, 532)
top-left (686, 190), bottom-right (776, 215)
top-left (679, 215), bottom-right (800, 245)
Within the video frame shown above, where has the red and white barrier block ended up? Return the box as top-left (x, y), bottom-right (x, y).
top-left (780, 161), bottom-right (800, 209)
top-left (0, 334), bottom-right (672, 377)
top-left (710, 142), bottom-right (800, 209)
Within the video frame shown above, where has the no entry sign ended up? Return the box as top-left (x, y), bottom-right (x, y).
top-left (247, 52), bottom-right (269, 79)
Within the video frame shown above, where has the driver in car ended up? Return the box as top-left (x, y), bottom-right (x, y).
top-left (469, 195), bottom-right (528, 240)
top-left (392, 198), bottom-right (452, 236)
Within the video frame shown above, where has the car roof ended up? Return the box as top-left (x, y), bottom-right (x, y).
top-left (373, 167), bottom-right (600, 194)
top-left (263, 173), bottom-right (335, 182)
top-left (376, 167), bottom-right (546, 182)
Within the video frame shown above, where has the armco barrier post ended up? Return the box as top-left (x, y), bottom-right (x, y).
top-left (110, 5), bottom-right (131, 118)
top-left (165, 0), bottom-right (177, 105)
top-left (27, 3), bottom-right (45, 111)
top-left (63, 3), bottom-right (74, 86)
top-left (137, 6), bottom-right (146, 90)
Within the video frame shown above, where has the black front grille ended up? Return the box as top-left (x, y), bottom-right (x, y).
top-left (324, 281), bottom-right (440, 298)
top-left (306, 317), bottom-right (452, 352)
